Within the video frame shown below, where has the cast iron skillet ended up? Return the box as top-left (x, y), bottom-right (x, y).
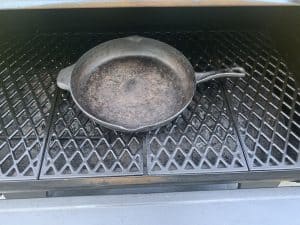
top-left (57, 36), bottom-right (245, 132)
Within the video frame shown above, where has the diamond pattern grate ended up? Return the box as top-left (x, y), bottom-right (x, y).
top-left (40, 92), bottom-right (144, 178)
top-left (0, 35), bottom-right (62, 179)
top-left (0, 31), bottom-right (299, 181)
top-left (147, 82), bottom-right (247, 174)
top-left (212, 32), bottom-right (300, 170)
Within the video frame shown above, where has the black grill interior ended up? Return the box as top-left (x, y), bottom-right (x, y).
top-left (0, 7), bottom-right (299, 191)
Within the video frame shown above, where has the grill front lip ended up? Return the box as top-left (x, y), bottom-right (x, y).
top-left (0, 0), bottom-right (298, 10)
top-left (1, 170), bottom-right (300, 193)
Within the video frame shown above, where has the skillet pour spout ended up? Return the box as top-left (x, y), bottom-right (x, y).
top-left (57, 36), bottom-right (245, 132)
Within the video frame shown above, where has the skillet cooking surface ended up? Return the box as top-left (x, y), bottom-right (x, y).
top-left (79, 56), bottom-right (187, 129)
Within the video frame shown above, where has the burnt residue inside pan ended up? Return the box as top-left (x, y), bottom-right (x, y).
top-left (80, 56), bottom-right (187, 129)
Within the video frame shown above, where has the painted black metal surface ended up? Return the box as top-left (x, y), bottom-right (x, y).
top-left (0, 31), bottom-right (299, 182)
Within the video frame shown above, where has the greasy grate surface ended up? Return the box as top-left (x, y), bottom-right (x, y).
top-left (147, 81), bottom-right (247, 174)
top-left (215, 32), bottom-right (300, 170)
top-left (0, 31), bottom-right (299, 181)
top-left (0, 35), bottom-right (61, 179)
top-left (41, 92), bottom-right (143, 178)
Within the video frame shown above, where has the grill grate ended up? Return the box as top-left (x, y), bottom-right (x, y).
top-left (41, 92), bottom-right (144, 178)
top-left (0, 31), bottom-right (299, 181)
top-left (214, 32), bottom-right (300, 169)
top-left (147, 81), bottom-right (247, 174)
top-left (0, 35), bottom-right (58, 179)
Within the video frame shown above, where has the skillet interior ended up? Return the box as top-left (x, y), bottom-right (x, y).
top-left (77, 55), bottom-right (189, 129)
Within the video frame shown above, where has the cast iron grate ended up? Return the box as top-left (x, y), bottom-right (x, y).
top-left (0, 31), bottom-right (299, 181)
top-left (213, 32), bottom-right (300, 170)
top-left (0, 35), bottom-right (62, 179)
top-left (40, 92), bottom-right (144, 178)
top-left (147, 81), bottom-right (247, 174)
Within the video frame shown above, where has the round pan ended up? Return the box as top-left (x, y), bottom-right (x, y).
top-left (57, 36), bottom-right (245, 132)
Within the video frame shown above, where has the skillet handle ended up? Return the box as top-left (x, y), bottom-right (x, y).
top-left (57, 64), bottom-right (75, 91)
top-left (195, 67), bottom-right (245, 84)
